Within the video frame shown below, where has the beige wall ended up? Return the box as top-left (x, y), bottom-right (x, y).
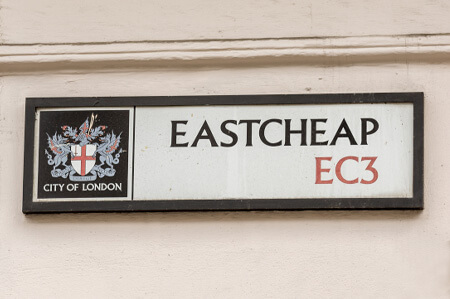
top-left (1, 1), bottom-right (449, 298)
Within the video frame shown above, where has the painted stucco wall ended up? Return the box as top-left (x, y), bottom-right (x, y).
top-left (0, 1), bottom-right (449, 298)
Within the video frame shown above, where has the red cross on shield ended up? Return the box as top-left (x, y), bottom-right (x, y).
top-left (71, 144), bottom-right (96, 176)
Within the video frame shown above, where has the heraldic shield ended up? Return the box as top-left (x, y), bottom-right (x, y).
top-left (71, 144), bottom-right (96, 176)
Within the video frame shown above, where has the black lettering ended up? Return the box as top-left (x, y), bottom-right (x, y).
top-left (330, 119), bottom-right (358, 145)
top-left (285, 119), bottom-right (307, 146)
top-left (361, 118), bottom-right (379, 145)
top-left (220, 120), bottom-right (238, 147)
top-left (171, 121), bottom-right (189, 147)
top-left (239, 120), bottom-right (261, 146)
top-left (311, 119), bottom-right (328, 146)
top-left (192, 121), bottom-right (218, 147)
top-left (259, 119), bottom-right (282, 147)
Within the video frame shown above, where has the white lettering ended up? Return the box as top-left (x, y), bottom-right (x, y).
top-left (43, 183), bottom-right (65, 192)
top-left (81, 183), bottom-right (123, 192)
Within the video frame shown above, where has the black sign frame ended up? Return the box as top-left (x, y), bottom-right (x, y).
top-left (23, 93), bottom-right (424, 213)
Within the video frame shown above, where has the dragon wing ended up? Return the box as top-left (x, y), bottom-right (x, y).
top-left (105, 131), bottom-right (121, 154)
top-left (47, 133), bottom-right (69, 155)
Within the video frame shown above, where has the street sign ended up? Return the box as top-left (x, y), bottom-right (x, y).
top-left (22, 93), bottom-right (423, 213)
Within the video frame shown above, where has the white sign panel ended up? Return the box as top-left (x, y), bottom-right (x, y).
top-left (134, 103), bottom-right (413, 200)
top-left (22, 93), bottom-right (423, 213)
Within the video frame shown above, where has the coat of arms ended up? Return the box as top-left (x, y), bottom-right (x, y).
top-left (44, 113), bottom-right (123, 182)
